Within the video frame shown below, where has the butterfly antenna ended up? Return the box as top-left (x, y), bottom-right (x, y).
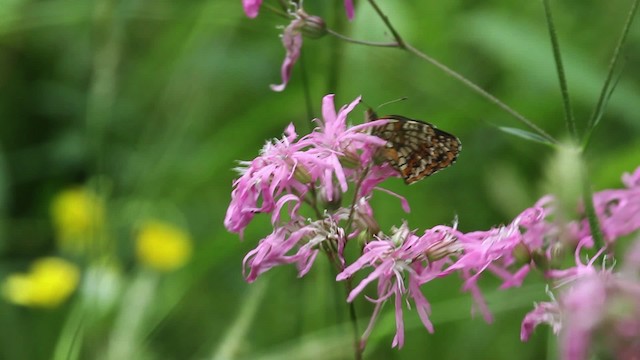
top-left (377, 97), bottom-right (408, 110)
top-left (363, 97), bottom-right (408, 122)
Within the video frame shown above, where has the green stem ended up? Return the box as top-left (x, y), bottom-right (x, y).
top-left (87, 0), bottom-right (124, 257)
top-left (211, 280), bottom-right (268, 360)
top-left (580, 160), bottom-right (605, 250)
top-left (299, 51), bottom-right (315, 132)
top-left (326, 28), bottom-right (398, 47)
top-left (263, 2), bottom-right (289, 17)
top-left (325, 253), bottom-right (362, 360)
top-left (327, 0), bottom-right (348, 93)
top-left (53, 301), bottom-right (85, 360)
top-left (583, 0), bottom-right (640, 148)
top-left (405, 43), bottom-right (556, 144)
top-left (346, 278), bottom-right (362, 360)
top-left (364, 0), bottom-right (557, 144)
top-left (305, 185), bottom-right (324, 219)
top-left (106, 271), bottom-right (158, 360)
top-left (344, 167), bottom-right (369, 235)
top-left (366, 0), bottom-right (405, 48)
top-left (541, 0), bottom-right (577, 141)
top-left (337, 167), bottom-right (369, 360)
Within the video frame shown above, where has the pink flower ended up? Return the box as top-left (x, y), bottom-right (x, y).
top-left (445, 207), bottom-right (547, 317)
top-left (270, 18), bottom-right (304, 92)
top-left (521, 234), bottom-right (640, 359)
top-left (225, 94), bottom-right (393, 238)
top-left (295, 215), bottom-right (348, 272)
top-left (591, 178), bottom-right (640, 245)
top-left (243, 225), bottom-right (308, 282)
top-left (307, 94), bottom-right (389, 200)
top-left (337, 223), bottom-right (454, 348)
top-left (242, 0), bottom-right (262, 18)
top-left (560, 271), bottom-right (609, 360)
top-left (555, 241), bottom-right (640, 360)
top-left (224, 123), bottom-right (321, 235)
top-left (545, 241), bottom-right (604, 283)
top-left (520, 301), bottom-right (562, 341)
top-left (243, 215), bottom-right (349, 282)
top-left (622, 166), bottom-right (640, 188)
top-left (563, 165), bottom-right (640, 247)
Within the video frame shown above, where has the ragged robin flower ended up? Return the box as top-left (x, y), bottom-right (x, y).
top-left (226, 89), bottom-right (640, 353)
top-left (270, 7), bottom-right (328, 92)
top-left (225, 94), bottom-right (392, 238)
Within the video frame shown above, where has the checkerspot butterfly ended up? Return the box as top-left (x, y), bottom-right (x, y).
top-left (367, 109), bottom-right (462, 184)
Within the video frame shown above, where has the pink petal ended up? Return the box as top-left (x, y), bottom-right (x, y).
top-left (270, 19), bottom-right (303, 92)
top-left (344, 0), bottom-right (354, 20)
top-left (391, 290), bottom-right (405, 348)
top-left (242, 0), bottom-right (262, 18)
top-left (321, 94), bottom-right (337, 127)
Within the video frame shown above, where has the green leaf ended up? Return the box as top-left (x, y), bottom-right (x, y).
top-left (498, 127), bottom-right (555, 146)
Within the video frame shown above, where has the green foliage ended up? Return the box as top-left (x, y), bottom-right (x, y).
top-left (0, 0), bottom-right (638, 359)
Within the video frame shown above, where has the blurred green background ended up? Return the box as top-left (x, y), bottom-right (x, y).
top-left (0, 0), bottom-right (639, 359)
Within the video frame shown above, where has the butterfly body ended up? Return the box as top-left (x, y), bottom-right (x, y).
top-left (367, 112), bottom-right (462, 184)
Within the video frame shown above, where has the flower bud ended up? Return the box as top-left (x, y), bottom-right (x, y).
top-left (298, 11), bottom-right (326, 39)
top-left (390, 223), bottom-right (412, 246)
top-left (338, 152), bottom-right (361, 169)
top-left (544, 142), bottom-right (583, 227)
top-left (292, 163), bottom-right (313, 184)
top-left (354, 198), bottom-right (380, 236)
top-left (318, 184), bottom-right (342, 211)
top-left (425, 235), bottom-right (462, 261)
top-left (355, 209), bottom-right (380, 236)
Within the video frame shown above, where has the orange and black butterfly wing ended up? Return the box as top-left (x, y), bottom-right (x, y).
top-left (369, 114), bottom-right (461, 184)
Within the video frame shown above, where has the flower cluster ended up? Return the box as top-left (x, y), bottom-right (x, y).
top-left (226, 92), bottom-right (640, 353)
top-left (518, 167), bottom-right (640, 360)
top-left (225, 94), bottom-right (397, 278)
top-left (338, 165), bottom-right (640, 351)
top-left (520, 244), bottom-right (640, 359)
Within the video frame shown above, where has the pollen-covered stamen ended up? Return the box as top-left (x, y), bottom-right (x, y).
top-left (389, 222), bottom-right (413, 246)
top-left (304, 219), bottom-right (343, 247)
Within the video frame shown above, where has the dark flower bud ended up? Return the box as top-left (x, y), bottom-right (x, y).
top-left (318, 184), bottom-right (342, 212)
top-left (297, 10), bottom-right (326, 39)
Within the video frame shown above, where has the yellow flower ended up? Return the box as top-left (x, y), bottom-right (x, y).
top-left (50, 187), bottom-right (104, 255)
top-left (136, 221), bottom-right (192, 272)
top-left (2, 257), bottom-right (80, 308)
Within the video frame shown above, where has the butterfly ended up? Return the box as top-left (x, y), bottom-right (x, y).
top-left (366, 109), bottom-right (462, 184)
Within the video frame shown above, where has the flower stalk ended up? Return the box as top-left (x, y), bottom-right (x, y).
top-left (357, 0), bottom-right (558, 144)
top-left (541, 0), bottom-right (577, 141)
top-left (583, 0), bottom-right (640, 148)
